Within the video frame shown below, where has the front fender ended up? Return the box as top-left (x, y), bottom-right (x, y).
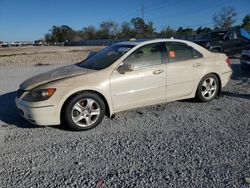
top-left (55, 86), bottom-right (114, 122)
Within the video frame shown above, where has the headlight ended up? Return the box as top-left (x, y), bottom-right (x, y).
top-left (23, 88), bottom-right (56, 102)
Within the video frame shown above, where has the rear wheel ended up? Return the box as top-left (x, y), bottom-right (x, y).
top-left (62, 92), bottom-right (105, 131)
top-left (196, 74), bottom-right (219, 102)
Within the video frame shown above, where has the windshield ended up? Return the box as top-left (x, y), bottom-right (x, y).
top-left (78, 44), bottom-right (134, 70)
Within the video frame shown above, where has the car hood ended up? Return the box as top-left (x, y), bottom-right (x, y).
top-left (20, 64), bottom-right (95, 90)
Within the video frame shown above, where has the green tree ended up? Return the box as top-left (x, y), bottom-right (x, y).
top-left (175, 27), bottom-right (195, 36)
top-left (159, 26), bottom-right (175, 38)
top-left (44, 33), bottom-right (52, 43)
top-left (131, 17), bottom-right (145, 37)
top-left (242, 14), bottom-right (250, 31)
top-left (97, 21), bottom-right (118, 39)
top-left (117, 22), bottom-right (136, 39)
top-left (213, 7), bottom-right (237, 30)
top-left (144, 21), bottom-right (155, 37)
top-left (45, 25), bottom-right (76, 43)
top-left (130, 17), bottom-right (155, 38)
top-left (82, 26), bottom-right (97, 40)
top-left (196, 27), bottom-right (212, 34)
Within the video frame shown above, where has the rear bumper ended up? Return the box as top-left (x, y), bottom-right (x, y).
top-left (15, 98), bottom-right (60, 126)
top-left (221, 70), bottom-right (232, 88)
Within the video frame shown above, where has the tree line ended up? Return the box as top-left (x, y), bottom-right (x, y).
top-left (44, 7), bottom-right (250, 43)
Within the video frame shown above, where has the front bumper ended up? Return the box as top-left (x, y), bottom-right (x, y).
top-left (15, 98), bottom-right (60, 126)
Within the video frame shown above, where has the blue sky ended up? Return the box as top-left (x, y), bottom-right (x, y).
top-left (0, 0), bottom-right (249, 41)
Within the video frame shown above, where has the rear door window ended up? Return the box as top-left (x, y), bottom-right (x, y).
top-left (165, 42), bottom-right (202, 63)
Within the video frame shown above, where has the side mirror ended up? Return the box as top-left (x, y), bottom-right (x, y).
top-left (87, 51), bottom-right (97, 59)
top-left (117, 64), bottom-right (134, 74)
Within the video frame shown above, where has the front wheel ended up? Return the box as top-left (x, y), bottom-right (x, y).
top-left (62, 92), bottom-right (105, 131)
top-left (196, 74), bottom-right (220, 102)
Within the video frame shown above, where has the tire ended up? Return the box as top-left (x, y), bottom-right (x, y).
top-left (196, 74), bottom-right (220, 102)
top-left (62, 92), bottom-right (105, 131)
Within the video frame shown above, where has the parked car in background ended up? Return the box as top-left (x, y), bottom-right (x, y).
top-left (241, 46), bottom-right (250, 71)
top-left (34, 40), bottom-right (46, 46)
top-left (195, 28), bottom-right (250, 56)
top-left (16, 39), bottom-right (232, 131)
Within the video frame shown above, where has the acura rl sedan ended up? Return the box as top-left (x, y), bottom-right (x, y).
top-left (16, 39), bottom-right (232, 131)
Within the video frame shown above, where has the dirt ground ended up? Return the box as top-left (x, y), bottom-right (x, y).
top-left (0, 46), bottom-right (105, 66)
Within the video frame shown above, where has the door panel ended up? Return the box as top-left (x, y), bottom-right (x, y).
top-left (111, 64), bottom-right (166, 111)
top-left (111, 42), bottom-right (167, 111)
top-left (164, 42), bottom-right (203, 101)
top-left (166, 59), bottom-right (203, 100)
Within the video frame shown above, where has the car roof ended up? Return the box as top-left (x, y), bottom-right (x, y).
top-left (116, 38), bottom-right (195, 46)
top-left (116, 38), bottom-right (213, 57)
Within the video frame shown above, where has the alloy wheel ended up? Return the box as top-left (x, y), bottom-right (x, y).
top-left (71, 98), bottom-right (100, 127)
top-left (201, 77), bottom-right (217, 100)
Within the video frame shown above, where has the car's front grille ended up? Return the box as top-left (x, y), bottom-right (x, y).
top-left (16, 89), bottom-right (25, 98)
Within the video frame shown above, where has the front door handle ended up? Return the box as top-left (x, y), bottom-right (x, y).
top-left (153, 70), bottom-right (164, 74)
top-left (193, 63), bottom-right (201, 67)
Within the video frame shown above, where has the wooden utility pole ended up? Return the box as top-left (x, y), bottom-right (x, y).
top-left (142, 0), bottom-right (144, 20)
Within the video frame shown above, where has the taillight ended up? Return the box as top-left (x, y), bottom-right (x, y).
top-left (226, 57), bottom-right (231, 66)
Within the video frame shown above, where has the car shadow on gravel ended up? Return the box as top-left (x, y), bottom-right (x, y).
top-left (0, 91), bottom-right (38, 128)
top-left (221, 91), bottom-right (250, 100)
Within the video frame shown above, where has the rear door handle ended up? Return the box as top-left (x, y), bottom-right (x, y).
top-left (153, 70), bottom-right (164, 74)
top-left (193, 63), bottom-right (201, 67)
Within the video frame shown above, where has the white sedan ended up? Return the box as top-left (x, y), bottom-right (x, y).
top-left (16, 39), bottom-right (232, 131)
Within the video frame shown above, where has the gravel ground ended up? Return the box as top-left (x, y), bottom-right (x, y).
top-left (0, 59), bottom-right (249, 187)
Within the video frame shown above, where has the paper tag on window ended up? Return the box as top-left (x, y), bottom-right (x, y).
top-left (169, 51), bottom-right (175, 57)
